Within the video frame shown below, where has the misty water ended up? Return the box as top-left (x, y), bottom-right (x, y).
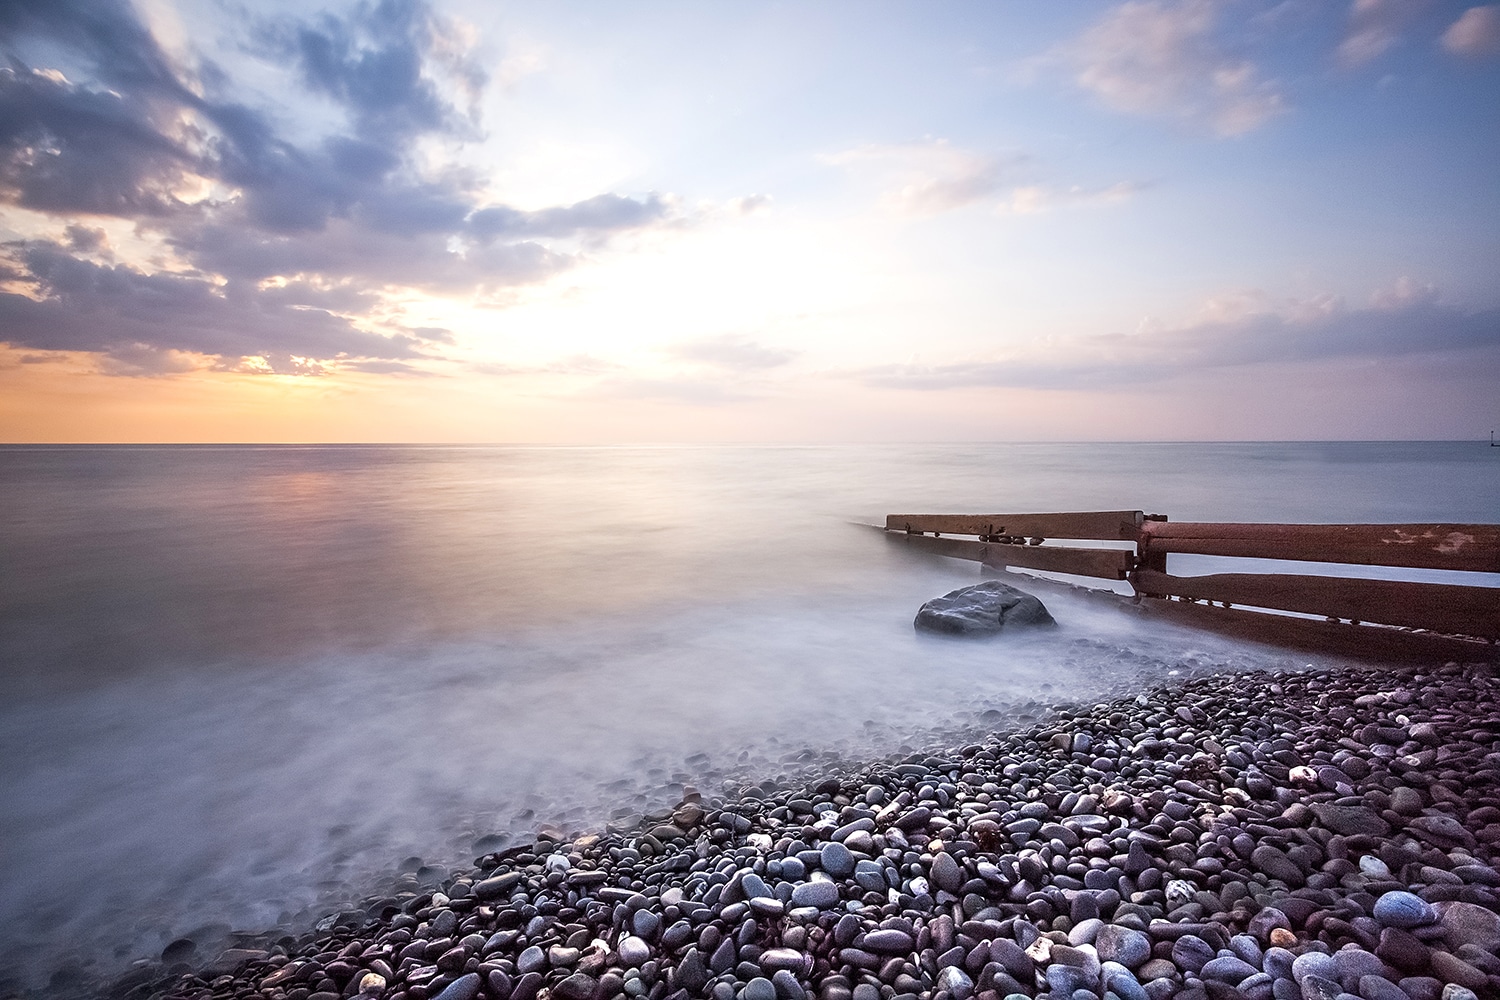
top-left (1, 442), bottom-right (1497, 990)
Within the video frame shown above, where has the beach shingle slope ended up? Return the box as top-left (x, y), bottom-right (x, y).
top-left (128, 661), bottom-right (1500, 1000)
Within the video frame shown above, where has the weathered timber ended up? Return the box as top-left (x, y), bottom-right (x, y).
top-left (881, 508), bottom-right (1500, 657)
top-left (1139, 521), bottom-right (1500, 574)
top-left (885, 510), bottom-right (1146, 541)
top-left (884, 531), bottom-right (1133, 580)
top-left (982, 543), bottom-right (1133, 580)
top-left (1136, 597), bottom-right (1499, 664)
top-left (1134, 569), bottom-right (1500, 639)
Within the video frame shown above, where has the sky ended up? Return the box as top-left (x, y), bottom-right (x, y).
top-left (0, 0), bottom-right (1498, 443)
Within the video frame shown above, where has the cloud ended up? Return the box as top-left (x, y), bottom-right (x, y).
top-left (822, 140), bottom-right (1015, 214)
top-left (466, 193), bottom-right (675, 242)
top-left (64, 223), bottom-right (108, 253)
top-left (0, 0), bottom-right (679, 374)
top-left (588, 375), bottom-right (757, 406)
top-left (855, 286), bottom-right (1500, 391)
top-left (270, 0), bottom-right (486, 145)
top-left (727, 194), bottom-right (772, 216)
top-left (1369, 275), bottom-right (1438, 310)
top-left (667, 335), bottom-right (797, 371)
top-left (999, 181), bottom-right (1147, 215)
top-left (472, 354), bottom-right (621, 377)
top-left (1443, 6), bottom-right (1500, 57)
top-left (96, 343), bottom-right (202, 377)
top-left (337, 358), bottom-right (434, 376)
top-left (0, 239), bottom-right (436, 373)
top-left (0, 64), bottom-right (202, 218)
top-left (1066, 0), bottom-right (1285, 136)
top-left (822, 140), bottom-right (1140, 217)
top-left (1336, 0), bottom-right (1424, 67)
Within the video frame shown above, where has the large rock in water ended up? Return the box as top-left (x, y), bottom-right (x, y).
top-left (914, 581), bottom-right (1054, 636)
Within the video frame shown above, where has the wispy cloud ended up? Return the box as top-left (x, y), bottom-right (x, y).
top-left (998, 181), bottom-right (1147, 215)
top-left (667, 335), bottom-right (796, 371)
top-left (472, 355), bottom-right (621, 377)
top-left (1065, 0), bottom-right (1285, 136)
top-left (821, 140), bottom-right (1014, 214)
top-left (1442, 5), bottom-right (1500, 57)
top-left (821, 140), bottom-right (1141, 217)
top-left (854, 284), bottom-right (1500, 391)
top-left (1336, 0), bottom-right (1425, 67)
top-left (587, 375), bottom-right (761, 406)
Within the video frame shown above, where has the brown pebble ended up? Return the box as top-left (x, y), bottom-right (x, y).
top-left (1427, 949), bottom-right (1489, 990)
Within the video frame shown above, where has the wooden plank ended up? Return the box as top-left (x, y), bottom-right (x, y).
top-left (983, 543), bottom-right (1133, 580)
top-left (884, 532), bottom-right (1132, 580)
top-left (1140, 522), bottom-right (1500, 573)
top-left (889, 534), bottom-right (989, 562)
top-left (885, 511), bottom-right (1145, 541)
top-left (1136, 598), bottom-right (1500, 664)
top-left (1134, 570), bottom-right (1500, 639)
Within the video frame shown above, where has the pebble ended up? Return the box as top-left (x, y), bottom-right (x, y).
top-left (618, 936), bottom-right (651, 967)
top-left (1096, 924), bottom-right (1151, 968)
top-left (1201, 955), bottom-right (1259, 984)
top-left (432, 973), bottom-right (482, 1000)
top-left (1437, 900), bottom-right (1500, 950)
top-left (735, 977), bottom-right (774, 1000)
top-left (930, 851), bottom-right (964, 893)
top-left (631, 908), bottom-right (661, 939)
top-left (790, 880), bottom-right (840, 909)
top-left (1291, 951), bottom-right (1338, 985)
top-left (1373, 891), bottom-right (1437, 928)
top-left (819, 841), bottom-right (855, 878)
top-left (123, 662), bottom-right (1500, 1000)
top-left (1172, 935), bottom-right (1216, 973)
top-left (861, 929), bottom-right (915, 954)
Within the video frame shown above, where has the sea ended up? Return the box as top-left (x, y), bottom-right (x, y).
top-left (1, 442), bottom-right (1497, 992)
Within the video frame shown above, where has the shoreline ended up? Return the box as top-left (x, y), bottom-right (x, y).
top-left (80, 661), bottom-right (1500, 1000)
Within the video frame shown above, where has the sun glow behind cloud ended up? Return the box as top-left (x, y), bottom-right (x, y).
top-left (0, 0), bottom-right (1497, 442)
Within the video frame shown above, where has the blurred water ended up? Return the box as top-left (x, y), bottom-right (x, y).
top-left (1, 442), bottom-right (1496, 990)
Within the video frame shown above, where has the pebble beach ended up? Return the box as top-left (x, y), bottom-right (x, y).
top-left (101, 658), bottom-right (1500, 1000)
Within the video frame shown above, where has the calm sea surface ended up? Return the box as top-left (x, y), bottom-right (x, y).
top-left (1, 442), bottom-right (1497, 989)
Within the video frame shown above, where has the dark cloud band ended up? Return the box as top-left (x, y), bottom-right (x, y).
top-left (0, 0), bottom-right (673, 375)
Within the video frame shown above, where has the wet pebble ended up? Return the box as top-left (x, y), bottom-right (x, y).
top-left (133, 662), bottom-right (1500, 1000)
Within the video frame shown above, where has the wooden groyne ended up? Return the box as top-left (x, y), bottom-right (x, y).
top-left (881, 510), bottom-right (1500, 662)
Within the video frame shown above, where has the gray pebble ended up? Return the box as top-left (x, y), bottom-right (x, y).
top-left (820, 842), bottom-right (855, 878)
top-left (433, 973), bottom-right (483, 1000)
top-left (1096, 925), bottom-right (1150, 969)
top-left (618, 936), bottom-right (651, 967)
top-left (1373, 891), bottom-right (1436, 928)
top-left (930, 852), bottom-right (964, 894)
top-left (1200, 955), bottom-right (1259, 984)
top-left (937, 966), bottom-right (973, 999)
top-left (772, 969), bottom-right (806, 1000)
top-left (632, 909), bottom-right (662, 939)
top-left (1171, 935), bottom-right (1215, 973)
top-left (1290, 952), bottom-right (1337, 985)
top-left (742, 976), bottom-right (778, 1000)
top-left (790, 880), bottom-right (840, 909)
top-left (862, 929), bottom-right (915, 954)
